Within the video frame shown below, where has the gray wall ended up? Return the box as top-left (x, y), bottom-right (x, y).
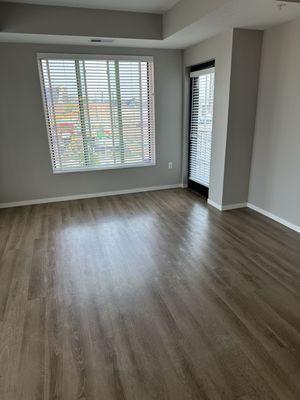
top-left (249, 18), bottom-right (300, 226)
top-left (0, 43), bottom-right (183, 203)
top-left (222, 29), bottom-right (262, 205)
top-left (163, 0), bottom-right (227, 38)
top-left (183, 31), bottom-right (233, 205)
top-left (183, 29), bottom-right (262, 207)
top-left (0, 2), bottom-right (162, 40)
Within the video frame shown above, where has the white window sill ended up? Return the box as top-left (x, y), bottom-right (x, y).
top-left (52, 161), bottom-right (156, 174)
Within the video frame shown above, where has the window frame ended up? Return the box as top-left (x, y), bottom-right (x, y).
top-left (37, 53), bottom-right (156, 174)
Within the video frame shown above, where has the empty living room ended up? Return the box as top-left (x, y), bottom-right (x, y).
top-left (0, 0), bottom-right (300, 399)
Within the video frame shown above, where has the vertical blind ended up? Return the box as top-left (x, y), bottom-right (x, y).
top-left (189, 67), bottom-right (215, 187)
top-left (38, 54), bottom-right (155, 173)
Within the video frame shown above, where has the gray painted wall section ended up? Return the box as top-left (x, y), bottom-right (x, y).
top-left (249, 18), bottom-right (300, 226)
top-left (183, 29), bottom-right (262, 207)
top-left (183, 31), bottom-right (233, 205)
top-left (0, 2), bottom-right (162, 40)
top-left (222, 29), bottom-right (262, 205)
top-left (163, 0), bottom-right (227, 38)
top-left (0, 44), bottom-right (182, 203)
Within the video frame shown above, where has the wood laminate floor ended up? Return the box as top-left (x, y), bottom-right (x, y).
top-left (0, 189), bottom-right (299, 400)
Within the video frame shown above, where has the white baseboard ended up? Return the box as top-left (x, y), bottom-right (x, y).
top-left (0, 184), bottom-right (184, 209)
top-left (2, 187), bottom-right (298, 234)
top-left (208, 199), bottom-right (299, 233)
top-left (222, 203), bottom-right (248, 211)
top-left (247, 203), bottom-right (300, 234)
top-left (207, 199), bottom-right (223, 211)
top-left (207, 199), bottom-right (247, 211)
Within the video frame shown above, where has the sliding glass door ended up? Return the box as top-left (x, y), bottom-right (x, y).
top-left (188, 62), bottom-right (215, 198)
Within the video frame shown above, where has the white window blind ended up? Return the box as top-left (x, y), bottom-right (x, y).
top-left (38, 54), bottom-right (155, 173)
top-left (189, 67), bottom-right (215, 187)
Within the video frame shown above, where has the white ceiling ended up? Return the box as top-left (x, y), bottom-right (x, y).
top-left (0, 0), bottom-right (180, 13)
top-left (1, 0), bottom-right (300, 48)
top-left (165, 0), bottom-right (300, 48)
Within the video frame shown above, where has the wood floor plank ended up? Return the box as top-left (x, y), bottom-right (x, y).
top-left (0, 188), bottom-right (299, 399)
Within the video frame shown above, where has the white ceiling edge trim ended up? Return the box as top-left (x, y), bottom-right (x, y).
top-left (0, 32), bottom-right (184, 49)
top-left (0, 0), bottom-right (181, 14)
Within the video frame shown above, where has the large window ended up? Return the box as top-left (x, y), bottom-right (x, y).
top-left (38, 54), bottom-right (155, 173)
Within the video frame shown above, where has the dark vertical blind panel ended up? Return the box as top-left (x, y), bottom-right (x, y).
top-left (190, 59), bottom-right (215, 73)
